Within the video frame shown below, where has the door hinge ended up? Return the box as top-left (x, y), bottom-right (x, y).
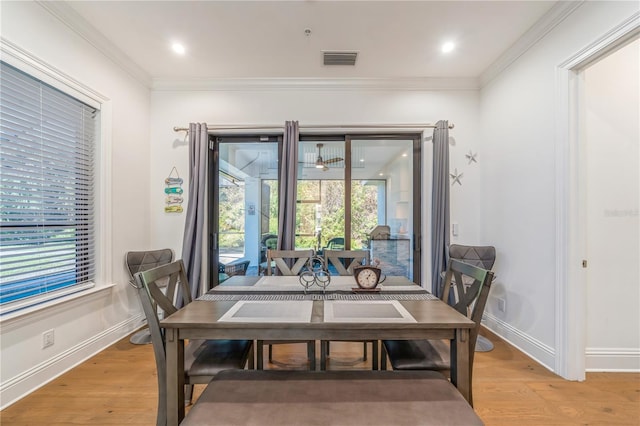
top-left (582, 260), bottom-right (588, 268)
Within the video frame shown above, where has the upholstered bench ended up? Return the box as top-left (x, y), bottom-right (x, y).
top-left (182, 370), bottom-right (484, 425)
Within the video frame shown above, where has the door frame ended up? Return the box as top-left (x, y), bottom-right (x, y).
top-left (209, 132), bottom-right (423, 285)
top-left (207, 134), bottom-right (282, 287)
top-left (554, 16), bottom-right (639, 380)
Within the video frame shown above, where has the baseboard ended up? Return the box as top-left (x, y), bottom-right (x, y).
top-left (0, 314), bottom-right (144, 410)
top-left (586, 348), bottom-right (640, 372)
top-left (482, 313), bottom-right (556, 372)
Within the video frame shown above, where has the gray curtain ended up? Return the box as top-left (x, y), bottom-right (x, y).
top-left (181, 122), bottom-right (208, 302)
top-left (277, 121), bottom-right (299, 251)
top-left (431, 120), bottom-right (450, 297)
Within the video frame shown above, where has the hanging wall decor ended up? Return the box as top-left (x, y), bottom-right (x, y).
top-left (164, 166), bottom-right (184, 213)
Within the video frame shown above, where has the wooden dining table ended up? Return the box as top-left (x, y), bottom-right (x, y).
top-left (160, 275), bottom-right (475, 425)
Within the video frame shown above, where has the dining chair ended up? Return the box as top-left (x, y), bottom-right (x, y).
top-left (259, 249), bottom-right (316, 370)
top-left (265, 249), bottom-right (313, 276)
top-left (125, 249), bottom-right (174, 344)
top-left (323, 249), bottom-right (369, 275)
top-left (381, 259), bottom-right (493, 406)
top-left (449, 244), bottom-right (497, 352)
top-left (218, 258), bottom-right (251, 283)
top-left (321, 249), bottom-right (376, 369)
top-left (133, 260), bottom-right (253, 426)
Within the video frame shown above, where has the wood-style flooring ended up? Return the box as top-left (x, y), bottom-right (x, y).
top-left (2, 328), bottom-right (639, 425)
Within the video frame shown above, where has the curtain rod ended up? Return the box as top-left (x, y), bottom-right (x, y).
top-left (173, 122), bottom-right (454, 133)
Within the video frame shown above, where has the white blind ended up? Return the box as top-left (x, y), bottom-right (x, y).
top-left (0, 61), bottom-right (98, 307)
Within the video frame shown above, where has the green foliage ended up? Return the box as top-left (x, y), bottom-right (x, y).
top-left (219, 185), bottom-right (245, 249)
top-left (219, 179), bottom-right (382, 252)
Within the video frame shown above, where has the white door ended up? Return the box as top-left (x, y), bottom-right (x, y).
top-left (583, 38), bottom-right (639, 371)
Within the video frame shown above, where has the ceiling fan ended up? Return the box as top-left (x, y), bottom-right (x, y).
top-left (308, 143), bottom-right (344, 171)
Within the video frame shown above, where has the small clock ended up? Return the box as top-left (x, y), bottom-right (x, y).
top-left (353, 265), bottom-right (383, 290)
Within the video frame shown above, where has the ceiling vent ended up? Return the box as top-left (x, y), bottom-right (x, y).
top-left (323, 51), bottom-right (358, 66)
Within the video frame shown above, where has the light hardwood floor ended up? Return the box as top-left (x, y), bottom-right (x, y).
top-left (2, 328), bottom-right (638, 425)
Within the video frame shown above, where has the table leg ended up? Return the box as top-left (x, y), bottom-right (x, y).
top-left (372, 341), bottom-right (379, 370)
top-left (320, 340), bottom-right (328, 371)
top-left (451, 328), bottom-right (472, 406)
top-left (165, 328), bottom-right (185, 425)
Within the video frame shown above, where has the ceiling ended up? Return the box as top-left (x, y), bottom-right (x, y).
top-left (60, 1), bottom-right (559, 85)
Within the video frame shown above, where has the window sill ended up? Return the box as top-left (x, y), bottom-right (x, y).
top-left (0, 283), bottom-right (116, 325)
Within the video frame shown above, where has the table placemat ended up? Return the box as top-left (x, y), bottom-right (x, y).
top-left (218, 300), bottom-right (313, 323)
top-left (324, 300), bottom-right (417, 323)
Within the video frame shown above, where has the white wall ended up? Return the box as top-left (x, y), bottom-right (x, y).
top-left (0, 2), bottom-right (151, 408)
top-left (479, 1), bottom-right (639, 370)
top-left (149, 88), bottom-right (483, 284)
top-left (584, 39), bottom-right (639, 370)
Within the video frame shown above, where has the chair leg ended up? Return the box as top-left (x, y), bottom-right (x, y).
top-left (371, 341), bottom-right (378, 370)
top-left (380, 343), bottom-right (388, 370)
top-left (184, 384), bottom-right (194, 405)
top-left (156, 377), bottom-right (166, 426)
top-left (320, 340), bottom-right (328, 371)
top-left (268, 344), bottom-right (273, 363)
top-left (326, 341), bottom-right (330, 357)
top-left (363, 341), bottom-right (368, 361)
top-left (256, 340), bottom-right (264, 370)
top-left (247, 343), bottom-right (255, 370)
top-left (307, 341), bottom-right (316, 371)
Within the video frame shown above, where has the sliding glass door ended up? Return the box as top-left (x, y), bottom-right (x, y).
top-left (298, 135), bottom-right (421, 281)
top-left (350, 137), bottom-right (418, 280)
top-left (209, 132), bottom-right (421, 286)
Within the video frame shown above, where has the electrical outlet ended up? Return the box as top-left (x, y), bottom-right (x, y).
top-left (498, 298), bottom-right (506, 313)
top-left (42, 329), bottom-right (55, 349)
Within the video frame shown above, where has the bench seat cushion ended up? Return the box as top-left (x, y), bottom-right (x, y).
top-left (182, 370), bottom-right (483, 425)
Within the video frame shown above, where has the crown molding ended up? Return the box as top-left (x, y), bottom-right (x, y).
top-left (36, 1), bottom-right (152, 88)
top-left (151, 76), bottom-right (480, 92)
top-left (558, 10), bottom-right (640, 69)
top-left (480, 1), bottom-right (584, 88)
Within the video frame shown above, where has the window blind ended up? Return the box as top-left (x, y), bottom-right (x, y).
top-left (0, 61), bottom-right (98, 307)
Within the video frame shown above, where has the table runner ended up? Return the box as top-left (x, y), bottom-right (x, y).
top-left (199, 291), bottom-right (438, 301)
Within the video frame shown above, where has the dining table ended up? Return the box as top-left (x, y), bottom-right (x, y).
top-left (160, 274), bottom-right (475, 425)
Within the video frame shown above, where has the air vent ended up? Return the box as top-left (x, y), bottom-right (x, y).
top-left (323, 51), bottom-right (358, 66)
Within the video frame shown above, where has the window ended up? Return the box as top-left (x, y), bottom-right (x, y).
top-left (0, 61), bottom-right (98, 309)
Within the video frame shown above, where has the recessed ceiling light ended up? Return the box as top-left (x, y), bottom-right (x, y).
top-left (402, 153), bottom-right (408, 157)
top-left (379, 173), bottom-right (384, 176)
top-left (441, 41), bottom-right (455, 54)
top-left (171, 42), bottom-right (186, 55)
top-left (360, 158), bottom-right (365, 162)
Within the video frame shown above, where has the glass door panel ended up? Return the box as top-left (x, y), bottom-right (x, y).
top-left (296, 141), bottom-right (345, 252)
top-left (351, 139), bottom-right (415, 280)
top-left (214, 139), bottom-right (279, 281)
